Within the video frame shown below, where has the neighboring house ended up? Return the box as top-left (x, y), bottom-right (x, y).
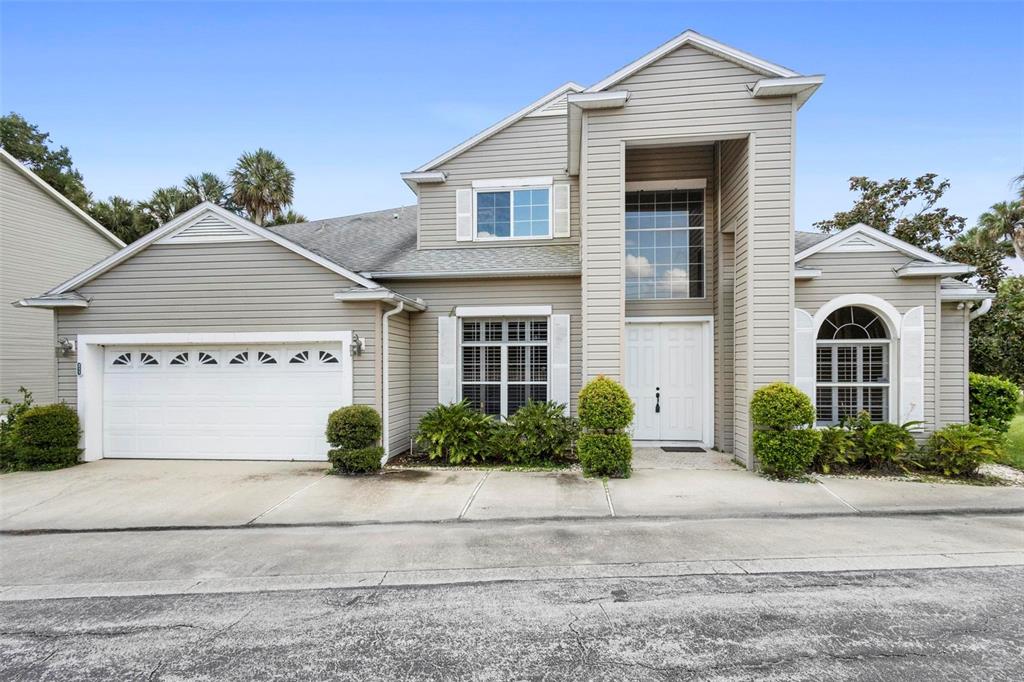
top-left (1, 149), bottom-right (124, 412)
top-left (18, 30), bottom-right (991, 467)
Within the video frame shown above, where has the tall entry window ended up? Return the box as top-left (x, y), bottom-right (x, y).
top-left (625, 189), bottom-right (705, 300)
top-left (461, 319), bottom-right (548, 417)
top-left (815, 306), bottom-right (890, 425)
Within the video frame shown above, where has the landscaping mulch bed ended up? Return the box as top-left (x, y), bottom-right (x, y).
top-left (385, 450), bottom-right (578, 473)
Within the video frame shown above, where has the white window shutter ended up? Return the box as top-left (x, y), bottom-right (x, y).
top-left (793, 308), bottom-right (815, 403)
top-left (552, 182), bottom-right (570, 238)
top-left (455, 189), bottom-right (473, 242)
top-left (548, 314), bottom-right (571, 414)
top-left (438, 316), bottom-right (459, 404)
top-left (899, 306), bottom-right (925, 425)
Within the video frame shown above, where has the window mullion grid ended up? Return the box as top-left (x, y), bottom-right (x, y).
top-left (500, 340), bottom-right (509, 419)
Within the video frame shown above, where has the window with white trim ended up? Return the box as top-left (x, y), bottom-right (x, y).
top-left (475, 188), bottom-right (551, 239)
top-left (460, 319), bottom-right (548, 417)
top-left (625, 189), bottom-right (705, 299)
top-left (815, 306), bottom-right (890, 425)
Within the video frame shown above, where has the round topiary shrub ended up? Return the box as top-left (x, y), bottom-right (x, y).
top-left (578, 433), bottom-right (632, 478)
top-left (329, 446), bottom-right (384, 474)
top-left (326, 405), bottom-right (381, 449)
top-left (753, 429), bottom-right (822, 480)
top-left (750, 383), bottom-right (815, 430)
top-left (578, 376), bottom-right (634, 432)
top-left (12, 403), bottom-right (81, 471)
top-left (969, 373), bottom-right (1020, 433)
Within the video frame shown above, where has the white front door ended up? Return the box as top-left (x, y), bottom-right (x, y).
top-left (625, 321), bottom-right (707, 442)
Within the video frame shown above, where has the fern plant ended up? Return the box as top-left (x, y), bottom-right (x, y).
top-left (415, 401), bottom-right (494, 465)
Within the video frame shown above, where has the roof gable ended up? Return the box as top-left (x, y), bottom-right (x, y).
top-left (46, 203), bottom-right (381, 295)
top-left (795, 223), bottom-right (947, 264)
top-left (0, 148), bottom-right (125, 248)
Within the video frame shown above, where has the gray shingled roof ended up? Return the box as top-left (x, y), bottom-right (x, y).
top-left (795, 230), bottom-right (830, 253)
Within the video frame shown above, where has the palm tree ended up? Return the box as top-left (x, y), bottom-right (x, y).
top-left (266, 209), bottom-right (308, 226)
top-left (142, 186), bottom-right (196, 225)
top-left (183, 172), bottom-right (229, 207)
top-left (229, 149), bottom-right (295, 226)
top-left (89, 195), bottom-right (157, 243)
top-left (976, 200), bottom-right (1024, 261)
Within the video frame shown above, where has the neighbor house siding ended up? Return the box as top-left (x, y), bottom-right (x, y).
top-left (0, 157), bottom-right (119, 409)
top-left (939, 302), bottom-right (969, 426)
top-left (418, 115), bottom-right (580, 249)
top-left (55, 240), bottom-right (379, 409)
top-left (388, 276), bottom-right (583, 426)
top-left (387, 309), bottom-right (412, 455)
top-left (795, 251), bottom-right (939, 431)
top-left (579, 46), bottom-right (794, 466)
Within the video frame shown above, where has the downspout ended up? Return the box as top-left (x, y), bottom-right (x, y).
top-left (969, 298), bottom-right (992, 321)
top-left (381, 299), bottom-right (405, 463)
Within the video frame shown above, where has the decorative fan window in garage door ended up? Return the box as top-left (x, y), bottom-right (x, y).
top-left (460, 319), bottom-right (548, 417)
top-left (815, 306), bottom-right (890, 425)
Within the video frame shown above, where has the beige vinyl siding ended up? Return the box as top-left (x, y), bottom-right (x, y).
top-left (623, 145), bottom-right (716, 318)
top-left (795, 251), bottom-right (939, 431)
top-left (579, 46), bottom-right (794, 466)
top-left (418, 115), bottom-right (580, 249)
top-left (719, 139), bottom-right (747, 456)
top-left (387, 309), bottom-right (412, 454)
top-left (55, 240), bottom-right (379, 409)
top-left (390, 276), bottom-right (583, 426)
top-left (939, 303), bottom-right (969, 426)
top-left (0, 157), bottom-right (119, 409)
top-left (715, 231), bottom-right (736, 452)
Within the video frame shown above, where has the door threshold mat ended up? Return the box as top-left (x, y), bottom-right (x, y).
top-left (661, 446), bottom-right (706, 453)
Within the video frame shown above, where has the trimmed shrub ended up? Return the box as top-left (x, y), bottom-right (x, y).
top-left (500, 400), bottom-right (579, 465)
top-left (750, 383), bottom-right (815, 430)
top-left (925, 423), bottom-right (1004, 478)
top-left (840, 411), bottom-right (920, 471)
top-left (578, 376), bottom-right (634, 432)
top-left (814, 426), bottom-right (855, 474)
top-left (578, 433), bottom-right (632, 478)
top-left (415, 400), bottom-right (494, 465)
top-left (969, 373), bottom-right (1020, 433)
top-left (12, 403), bottom-right (81, 471)
top-left (329, 446), bottom-right (384, 474)
top-left (326, 405), bottom-right (382, 449)
top-left (754, 429), bottom-right (822, 480)
top-left (0, 387), bottom-right (33, 471)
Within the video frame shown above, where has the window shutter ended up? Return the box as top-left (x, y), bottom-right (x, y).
top-left (552, 183), bottom-right (570, 238)
top-left (455, 189), bottom-right (473, 242)
top-left (793, 308), bottom-right (815, 404)
top-left (899, 306), bottom-right (925, 426)
top-left (549, 314), bottom-right (571, 414)
top-left (438, 316), bottom-right (459, 404)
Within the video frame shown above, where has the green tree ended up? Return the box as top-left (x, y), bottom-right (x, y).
top-left (183, 172), bottom-right (230, 207)
top-left (814, 174), bottom-right (966, 255)
top-left (975, 199), bottom-right (1024, 262)
top-left (970, 276), bottom-right (1024, 387)
top-left (141, 186), bottom-right (198, 225)
top-left (266, 209), bottom-right (308, 226)
top-left (945, 227), bottom-right (1010, 293)
top-left (0, 112), bottom-right (90, 208)
top-left (88, 196), bottom-right (157, 244)
top-left (229, 148), bottom-right (295, 226)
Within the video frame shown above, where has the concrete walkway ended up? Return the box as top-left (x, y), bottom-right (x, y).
top-left (2, 449), bottom-right (1023, 532)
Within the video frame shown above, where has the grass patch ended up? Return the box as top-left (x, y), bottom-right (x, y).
top-left (999, 399), bottom-right (1024, 471)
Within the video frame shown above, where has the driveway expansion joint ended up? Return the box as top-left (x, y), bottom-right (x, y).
top-left (458, 471), bottom-right (490, 519)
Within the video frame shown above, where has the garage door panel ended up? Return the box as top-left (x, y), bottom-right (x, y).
top-left (102, 344), bottom-right (348, 460)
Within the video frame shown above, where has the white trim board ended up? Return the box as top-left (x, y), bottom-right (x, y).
top-left (455, 305), bottom-right (553, 318)
top-left (624, 179), bottom-right (706, 192)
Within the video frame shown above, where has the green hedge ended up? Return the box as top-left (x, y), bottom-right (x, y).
top-left (969, 373), bottom-right (1020, 433)
top-left (578, 376), bottom-right (634, 432)
top-left (753, 429), bottom-right (822, 480)
top-left (329, 446), bottom-right (384, 474)
top-left (577, 433), bottom-right (632, 478)
top-left (11, 403), bottom-right (81, 471)
top-left (326, 405), bottom-right (382, 449)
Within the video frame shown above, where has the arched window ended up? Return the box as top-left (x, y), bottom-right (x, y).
top-left (815, 306), bottom-right (890, 425)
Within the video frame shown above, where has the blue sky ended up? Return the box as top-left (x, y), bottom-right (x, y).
top-left (2, 1), bottom-right (1022, 232)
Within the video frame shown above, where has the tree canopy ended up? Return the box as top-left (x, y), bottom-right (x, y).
top-left (229, 148), bottom-right (296, 226)
top-left (970, 276), bottom-right (1024, 388)
top-left (0, 112), bottom-right (90, 209)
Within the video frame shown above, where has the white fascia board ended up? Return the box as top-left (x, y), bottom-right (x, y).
top-left (940, 287), bottom-right (994, 302)
top-left (898, 263), bottom-right (975, 278)
top-left (413, 82), bottom-right (585, 173)
top-left (455, 305), bottom-right (553, 318)
top-left (14, 296), bottom-right (90, 309)
top-left (400, 171), bottom-right (447, 184)
top-left (793, 267), bottom-right (822, 280)
top-left (472, 176), bottom-right (554, 189)
top-left (624, 179), bottom-right (706, 192)
top-left (46, 202), bottom-right (381, 296)
top-left (1, 148), bottom-right (126, 248)
top-left (795, 223), bottom-right (946, 264)
top-left (333, 288), bottom-right (427, 311)
top-left (566, 91), bottom-right (630, 109)
top-left (362, 268), bottom-right (582, 280)
top-left (751, 75), bottom-right (825, 109)
top-left (585, 29), bottom-right (799, 93)
top-left (77, 331), bottom-right (354, 346)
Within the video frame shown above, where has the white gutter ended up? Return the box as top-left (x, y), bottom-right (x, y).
top-left (380, 300), bottom-right (405, 463)
top-left (969, 298), bottom-right (992, 321)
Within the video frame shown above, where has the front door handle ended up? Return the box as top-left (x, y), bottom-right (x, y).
top-left (655, 387), bottom-right (660, 413)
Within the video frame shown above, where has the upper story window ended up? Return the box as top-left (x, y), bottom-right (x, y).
top-left (476, 187), bottom-right (551, 239)
top-left (624, 187), bottom-right (705, 300)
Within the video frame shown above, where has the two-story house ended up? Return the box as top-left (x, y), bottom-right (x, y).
top-left (20, 30), bottom-right (991, 467)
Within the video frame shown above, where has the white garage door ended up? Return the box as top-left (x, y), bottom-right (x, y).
top-left (102, 344), bottom-right (349, 460)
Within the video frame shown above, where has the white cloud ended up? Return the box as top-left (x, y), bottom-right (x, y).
top-left (625, 254), bottom-right (653, 279)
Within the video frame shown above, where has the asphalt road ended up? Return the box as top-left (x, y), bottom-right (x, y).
top-left (2, 565), bottom-right (1022, 681)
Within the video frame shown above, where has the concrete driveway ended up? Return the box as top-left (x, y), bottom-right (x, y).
top-left (2, 452), bottom-right (1024, 532)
